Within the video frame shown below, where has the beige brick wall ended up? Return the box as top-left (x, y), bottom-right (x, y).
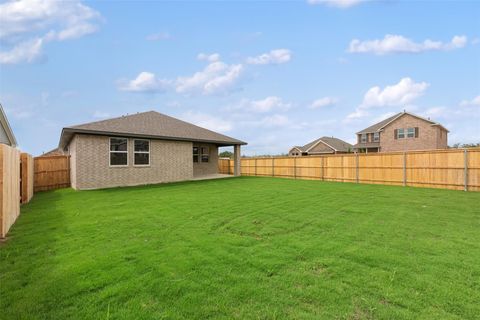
top-left (380, 114), bottom-right (448, 152)
top-left (69, 135), bottom-right (77, 189)
top-left (193, 143), bottom-right (219, 176)
top-left (69, 134), bottom-right (194, 190)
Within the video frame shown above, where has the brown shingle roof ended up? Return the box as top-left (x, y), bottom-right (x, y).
top-left (356, 113), bottom-right (402, 134)
top-left (59, 111), bottom-right (246, 148)
top-left (295, 136), bottom-right (353, 153)
top-left (356, 111), bottom-right (449, 134)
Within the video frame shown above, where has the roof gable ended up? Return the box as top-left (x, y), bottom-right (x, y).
top-left (59, 111), bottom-right (246, 149)
top-left (295, 136), bottom-right (353, 153)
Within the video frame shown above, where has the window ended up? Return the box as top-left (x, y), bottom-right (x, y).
top-left (201, 147), bottom-right (209, 162)
top-left (193, 147), bottom-right (199, 162)
top-left (397, 128), bottom-right (405, 139)
top-left (110, 138), bottom-right (128, 166)
top-left (407, 127), bottom-right (415, 138)
top-left (361, 134), bottom-right (367, 143)
top-left (134, 139), bottom-right (150, 166)
top-left (373, 132), bottom-right (380, 142)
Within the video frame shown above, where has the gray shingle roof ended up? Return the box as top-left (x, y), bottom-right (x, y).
top-left (59, 111), bottom-right (246, 148)
top-left (294, 136), bottom-right (353, 153)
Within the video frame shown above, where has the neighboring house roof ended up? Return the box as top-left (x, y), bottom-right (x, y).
top-left (0, 104), bottom-right (17, 147)
top-left (40, 148), bottom-right (65, 157)
top-left (59, 111), bottom-right (247, 149)
top-left (352, 142), bottom-right (380, 149)
top-left (356, 111), bottom-right (449, 134)
top-left (292, 136), bottom-right (353, 153)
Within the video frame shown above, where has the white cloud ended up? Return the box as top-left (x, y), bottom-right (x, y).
top-left (348, 34), bottom-right (467, 55)
top-left (176, 61), bottom-right (243, 95)
top-left (346, 77), bottom-right (429, 121)
top-left (361, 77), bottom-right (429, 108)
top-left (249, 96), bottom-right (291, 113)
top-left (0, 0), bottom-right (101, 64)
top-left (146, 32), bottom-right (172, 41)
top-left (246, 49), bottom-right (292, 65)
top-left (197, 53), bottom-right (221, 62)
top-left (255, 114), bottom-right (290, 127)
top-left (310, 97), bottom-right (338, 109)
top-left (119, 72), bottom-right (171, 93)
top-left (307, 0), bottom-right (365, 8)
top-left (0, 37), bottom-right (44, 64)
top-left (180, 111), bottom-right (233, 133)
top-left (460, 95), bottom-right (480, 107)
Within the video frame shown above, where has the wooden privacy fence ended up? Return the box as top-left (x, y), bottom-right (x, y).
top-left (0, 144), bottom-right (21, 238)
top-left (20, 153), bottom-right (34, 204)
top-left (34, 155), bottom-right (70, 192)
top-left (218, 148), bottom-right (480, 191)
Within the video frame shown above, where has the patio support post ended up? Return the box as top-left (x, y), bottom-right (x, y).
top-left (234, 144), bottom-right (241, 176)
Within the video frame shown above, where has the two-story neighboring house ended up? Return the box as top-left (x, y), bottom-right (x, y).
top-left (353, 111), bottom-right (448, 153)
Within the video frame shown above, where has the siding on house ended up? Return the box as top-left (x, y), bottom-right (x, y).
top-left (380, 113), bottom-right (448, 152)
top-left (70, 134), bottom-right (194, 190)
top-left (193, 143), bottom-right (219, 176)
top-left (0, 125), bottom-right (9, 145)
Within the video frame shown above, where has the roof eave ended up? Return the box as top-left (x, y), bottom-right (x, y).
top-left (59, 128), bottom-right (247, 149)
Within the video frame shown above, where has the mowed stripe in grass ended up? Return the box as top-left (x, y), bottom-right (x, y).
top-left (1, 177), bottom-right (479, 319)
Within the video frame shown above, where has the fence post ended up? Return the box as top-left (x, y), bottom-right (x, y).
top-left (272, 157), bottom-right (275, 177)
top-left (255, 158), bottom-right (257, 176)
top-left (321, 156), bottom-right (324, 181)
top-left (294, 156), bottom-right (297, 179)
top-left (464, 149), bottom-right (468, 192)
top-left (356, 153), bottom-right (359, 183)
top-left (403, 152), bottom-right (407, 187)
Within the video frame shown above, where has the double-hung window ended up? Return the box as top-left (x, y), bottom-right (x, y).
top-left (134, 139), bottom-right (150, 166)
top-left (397, 128), bottom-right (405, 139)
top-left (193, 147), bottom-right (199, 162)
top-left (407, 127), bottom-right (415, 138)
top-left (373, 132), bottom-right (380, 142)
top-left (201, 147), bottom-right (209, 162)
top-left (361, 134), bottom-right (367, 143)
top-left (110, 138), bottom-right (128, 166)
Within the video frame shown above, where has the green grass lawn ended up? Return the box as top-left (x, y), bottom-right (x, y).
top-left (1, 177), bottom-right (480, 319)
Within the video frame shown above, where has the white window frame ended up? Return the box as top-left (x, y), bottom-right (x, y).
top-left (109, 137), bottom-right (129, 167)
top-left (407, 127), bottom-right (415, 138)
top-left (133, 139), bottom-right (150, 167)
top-left (397, 128), bottom-right (405, 139)
top-left (373, 132), bottom-right (380, 142)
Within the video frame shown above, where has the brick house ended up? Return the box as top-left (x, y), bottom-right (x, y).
top-left (58, 111), bottom-right (246, 190)
top-left (353, 111), bottom-right (448, 153)
top-left (289, 136), bottom-right (353, 156)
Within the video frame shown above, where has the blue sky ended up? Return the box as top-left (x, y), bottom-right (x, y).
top-left (1, 0), bottom-right (479, 156)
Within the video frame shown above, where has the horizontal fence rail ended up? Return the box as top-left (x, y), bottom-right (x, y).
top-left (218, 148), bottom-right (480, 192)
